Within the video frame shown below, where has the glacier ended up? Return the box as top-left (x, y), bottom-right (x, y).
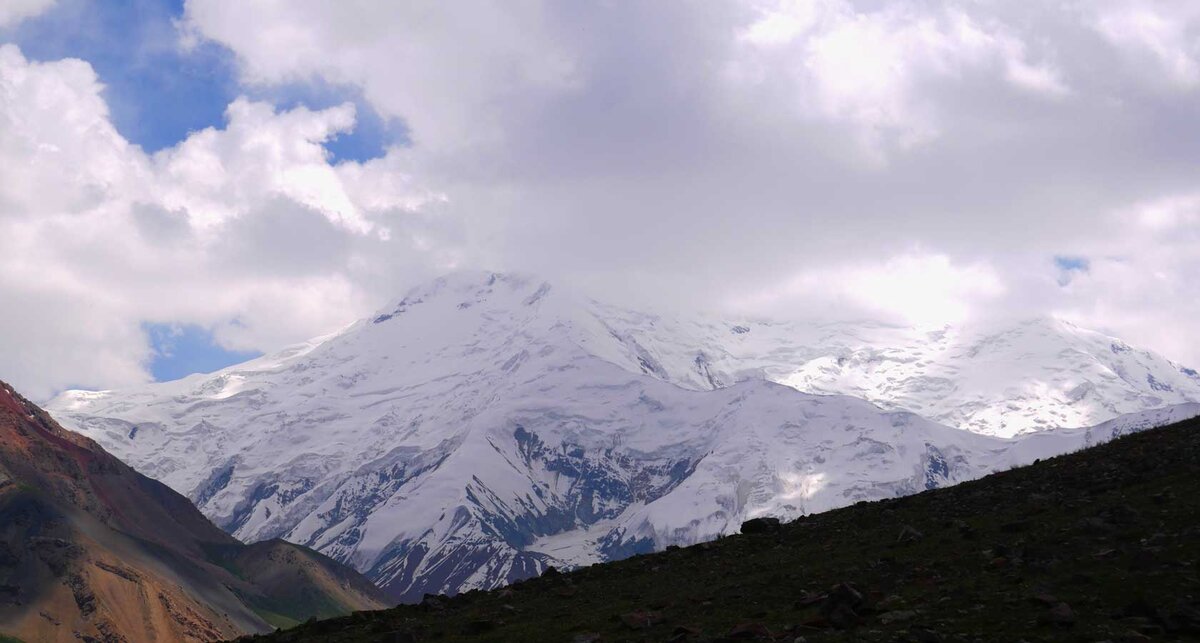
top-left (46, 272), bottom-right (1200, 600)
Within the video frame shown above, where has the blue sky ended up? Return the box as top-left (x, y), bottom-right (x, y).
top-left (1054, 256), bottom-right (1090, 286)
top-left (6, 0), bottom-right (402, 160)
top-left (143, 323), bottom-right (260, 381)
top-left (5, 0), bottom-right (402, 381)
top-left (7, 0), bottom-right (235, 154)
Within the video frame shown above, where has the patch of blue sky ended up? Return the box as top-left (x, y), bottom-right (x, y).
top-left (248, 79), bottom-right (410, 163)
top-left (5, 0), bottom-right (238, 153)
top-left (1054, 255), bottom-right (1090, 286)
top-left (6, 0), bottom-right (398, 382)
top-left (3, 0), bottom-right (403, 162)
top-left (143, 322), bottom-right (261, 382)
top-left (1054, 256), bottom-right (1089, 272)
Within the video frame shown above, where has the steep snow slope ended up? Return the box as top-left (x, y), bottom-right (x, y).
top-left (46, 273), bottom-right (1200, 600)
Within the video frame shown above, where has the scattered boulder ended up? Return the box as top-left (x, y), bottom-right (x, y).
top-left (1038, 602), bottom-right (1076, 627)
top-left (795, 590), bottom-right (826, 608)
top-left (827, 582), bottom-right (865, 609)
top-left (418, 594), bottom-right (445, 611)
top-left (879, 610), bottom-right (917, 625)
top-left (741, 517), bottom-right (782, 535)
top-left (876, 594), bottom-right (905, 610)
top-left (620, 609), bottom-right (664, 630)
top-left (726, 622), bottom-right (773, 639)
top-left (904, 625), bottom-right (945, 642)
top-left (1029, 591), bottom-right (1059, 607)
top-left (896, 525), bottom-right (924, 544)
top-left (825, 602), bottom-right (859, 629)
top-left (818, 582), bottom-right (868, 629)
top-left (667, 625), bottom-right (702, 642)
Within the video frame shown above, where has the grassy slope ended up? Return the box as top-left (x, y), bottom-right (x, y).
top-left (217, 539), bottom-right (391, 624)
top-left (243, 417), bottom-right (1200, 642)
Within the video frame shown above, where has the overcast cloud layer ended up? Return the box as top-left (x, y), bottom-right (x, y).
top-left (2, 0), bottom-right (1200, 399)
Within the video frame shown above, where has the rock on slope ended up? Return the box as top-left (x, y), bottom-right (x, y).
top-left (0, 381), bottom-right (387, 643)
top-left (46, 273), bottom-right (1200, 602)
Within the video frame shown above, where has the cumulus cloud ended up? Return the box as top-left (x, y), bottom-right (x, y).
top-left (1053, 192), bottom-right (1200, 364)
top-left (176, 0), bottom-right (1200, 365)
top-left (4, 1), bottom-right (1200, 397)
top-left (0, 44), bottom-right (449, 398)
top-left (730, 1), bottom-right (1068, 153)
top-left (182, 1), bottom-right (581, 153)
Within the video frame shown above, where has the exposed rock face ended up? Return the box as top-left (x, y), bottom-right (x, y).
top-left (0, 381), bottom-right (388, 642)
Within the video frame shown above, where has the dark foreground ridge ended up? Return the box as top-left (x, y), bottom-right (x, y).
top-left (244, 416), bottom-right (1200, 642)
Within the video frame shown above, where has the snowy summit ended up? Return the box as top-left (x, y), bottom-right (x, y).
top-left (47, 272), bottom-right (1200, 600)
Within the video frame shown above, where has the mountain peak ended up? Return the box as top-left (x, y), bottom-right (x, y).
top-left (372, 270), bottom-right (556, 324)
top-left (41, 278), bottom-right (1200, 602)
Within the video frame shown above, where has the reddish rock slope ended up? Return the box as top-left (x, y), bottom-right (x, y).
top-left (0, 381), bottom-right (388, 642)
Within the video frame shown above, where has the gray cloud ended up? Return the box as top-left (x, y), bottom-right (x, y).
top-left (4, 1), bottom-right (1200, 398)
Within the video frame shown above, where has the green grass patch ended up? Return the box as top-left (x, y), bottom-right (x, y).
top-left (252, 607), bottom-right (303, 631)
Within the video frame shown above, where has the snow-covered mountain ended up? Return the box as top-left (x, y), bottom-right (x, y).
top-left (46, 273), bottom-right (1200, 600)
top-left (574, 300), bottom-right (1200, 438)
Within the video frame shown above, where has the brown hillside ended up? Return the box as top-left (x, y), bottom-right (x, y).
top-left (0, 381), bottom-right (389, 642)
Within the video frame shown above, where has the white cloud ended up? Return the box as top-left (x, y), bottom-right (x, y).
top-left (182, 1), bottom-right (580, 153)
top-left (729, 1), bottom-right (1067, 154)
top-left (0, 45), bottom-right (449, 399)
top-left (0, 46), bottom-right (145, 217)
top-left (1090, 1), bottom-right (1200, 88)
top-left (0, 0), bottom-right (55, 28)
top-left (6, 1), bottom-right (1200, 396)
top-left (733, 253), bottom-right (1006, 328)
top-left (1051, 192), bottom-right (1200, 365)
top-left (153, 98), bottom-right (369, 233)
